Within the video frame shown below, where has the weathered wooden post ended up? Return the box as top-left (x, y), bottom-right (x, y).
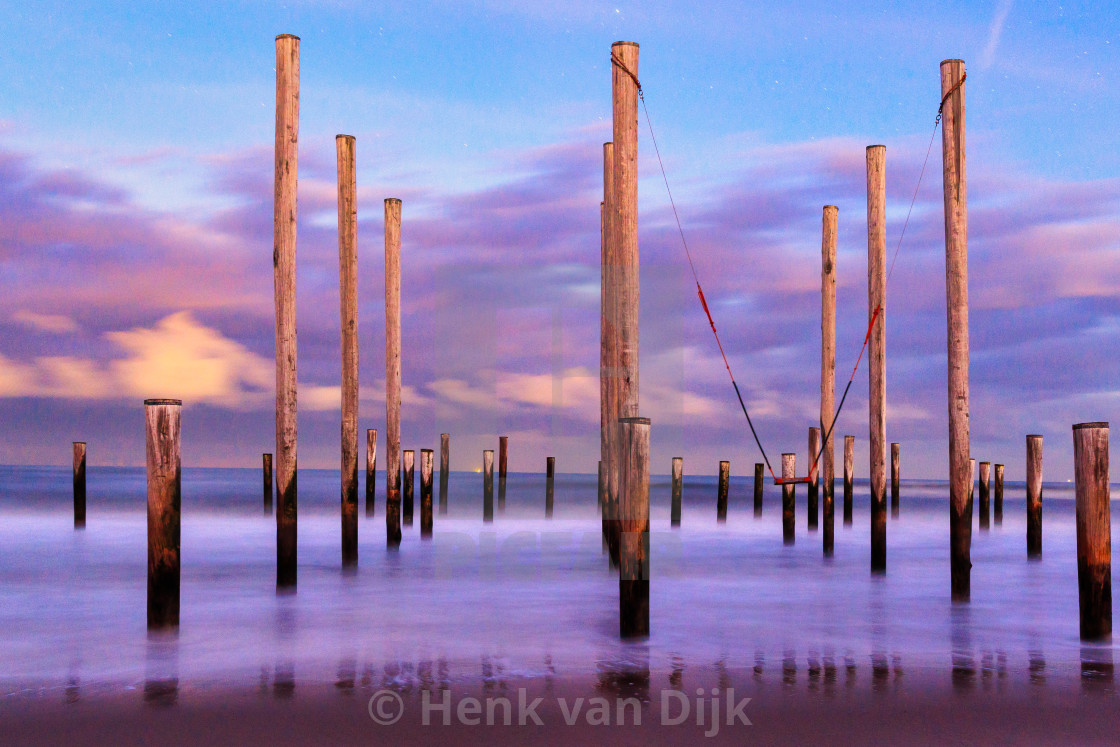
top-left (146, 399), bottom-right (181, 630)
top-left (618, 416), bottom-right (650, 638)
top-left (782, 454), bottom-right (796, 545)
top-left (498, 436), bottom-right (508, 512)
top-left (273, 33), bottom-right (300, 589)
top-left (601, 140), bottom-right (616, 566)
top-left (545, 456), bottom-right (555, 518)
top-left (1027, 435), bottom-right (1043, 557)
top-left (1073, 422), bottom-right (1110, 640)
top-left (336, 133), bottom-right (358, 568)
top-left (753, 462), bottom-right (764, 518)
top-left (439, 433), bottom-right (449, 515)
top-left (262, 453), bottom-right (273, 515)
top-left (993, 463), bottom-right (1004, 525)
top-left (402, 450), bottom-right (415, 526)
top-left (941, 58), bottom-right (971, 602)
top-left (843, 435), bottom-right (854, 525)
top-left (891, 442), bottom-right (900, 518)
top-left (808, 427), bottom-right (821, 531)
top-left (821, 205), bottom-right (837, 543)
top-left (598, 460), bottom-right (606, 517)
top-left (365, 430), bottom-right (376, 517)
top-left (483, 450), bottom-right (494, 523)
top-left (420, 449), bottom-right (433, 538)
top-left (384, 197), bottom-right (402, 548)
top-left (611, 40), bottom-right (641, 568)
top-left (867, 143), bottom-right (887, 574)
top-left (978, 461), bottom-right (991, 530)
top-left (670, 457), bottom-right (683, 527)
top-left (717, 460), bottom-right (730, 523)
top-left (73, 442), bottom-right (86, 528)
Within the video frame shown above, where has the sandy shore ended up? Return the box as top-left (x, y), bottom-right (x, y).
top-left (4, 666), bottom-right (1119, 745)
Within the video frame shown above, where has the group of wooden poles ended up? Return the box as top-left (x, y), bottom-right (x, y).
top-left (65, 39), bottom-right (1113, 644)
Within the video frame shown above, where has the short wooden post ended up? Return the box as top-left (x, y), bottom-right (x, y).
top-left (1027, 435), bottom-right (1043, 558)
top-left (618, 416), bottom-right (650, 638)
top-left (365, 430), bottom-right (376, 517)
top-left (498, 436), bottom-right (508, 512)
top-left (439, 433), bottom-right (449, 515)
top-left (843, 435), bottom-right (854, 525)
top-left (273, 33), bottom-right (300, 589)
top-left (717, 460), bottom-right (729, 522)
top-left (978, 461), bottom-right (991, 530)
top-left (384, 197), bottom-right (402, 548)
top-left (420, 449), bottom-right (433, 538)
top-left (545, 456), bottom-right (555, 518)
top-left (262, 453), bottom-right (273, 515)
top-left (670, 457), bottom-right (683, 527)
top-left (1073, 422), bottom-right (1110, 641)
top-left (867, 143), bottom-right (887, 574)
top-left (890, 442), bottom-right (900, 518)
top-left (146, 399), bottom-right (181, 630)
top-left (402, 450), bottom-right (415, 526)
top-left (782, 454), bottom-right (796, 545)
top-left (941, 58), bottom-right (971, 602)
top-left (73, 442), bottom-right (86, 528)
top-left (821, 204), bottom-right (837, 543)
top-left (994, 463), bottom-right (1004, 526)
top-left (336, 134), bottom-right (358, 568)
top-left (808, 427), bottom-right (820, 531)
top-left (753, 462), bottom-right (764, 518)
top-left (483, 450), bottom-right (494, 523)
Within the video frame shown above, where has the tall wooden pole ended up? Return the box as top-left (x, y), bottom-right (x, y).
top-left (1073, 422), bottom-right (1110, 641)
top-left (941, 58), bottom-right (971, 602)
top-left (384, 198), bottom-right (402, 548)
top-left (420, 448), bottom-right (433, 538)
top-left (439, 433), bottom-right (449, 515)
top-left (336, 134), bottom-right (358, 568)
top-left (843, 435), bottom-right (854, 525)
top-left (978, 461), bottom-right (991, 531)
top-left (1027, 435), bottom-right (1043, 558)
top-left (611, 41), bottom-right (641, 568)
top-left (782, 453), bottom-right (796, 545)
top-left (670, 457), bottom-right (682, 526)
top-left (273, 33), bottom-right (300, 590)
top-left (891, 442), bottom-right (900, 518)
top-left (498, 436), bottom-right (508, 512)
top-left (146, 399), bottom-right (181, 630)
top-left (618, 416), bottom-right (650, 638)
top-left (994, 463), bottom-right (1004, 525)
top-left (263, 452), bottom-right (273, 515)
top-left (73, 442), bottom-right (86, 529)
top-left (866, 144), bottom-right (887, 574)
top-left (601, 141), bottom-right (616, 567)
top-left (821, 205), bottom-right (837, 548)
top-left (365, 430), bottom-right (376, 517)
top-left (808, 427), bottom-right (821, 531)
top-left (483, 450), bottom-right (494, 523)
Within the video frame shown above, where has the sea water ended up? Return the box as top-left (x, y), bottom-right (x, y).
top-left (0, 465), bottom-right (1112, 696)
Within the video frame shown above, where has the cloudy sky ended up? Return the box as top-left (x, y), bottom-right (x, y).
top-left (1, 1), bottom-right (1118, 481)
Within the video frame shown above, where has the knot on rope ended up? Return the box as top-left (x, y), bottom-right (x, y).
top-left (610, 52), bottom-right (643, 98)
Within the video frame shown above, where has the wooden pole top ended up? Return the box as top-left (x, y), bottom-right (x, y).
top-left (1074, 422), bottom-right (1109, 430)
top-left (941, 58), bottom-right (965, 66)
top-left (73, 441), bottom-right (86, 445)
top-left (1028, 434), bottom-right (1044, 439)
top-left (336, 134), bottom-right (354, 142)
top-left (144, 399), bottom-right (182, 406)
top-left (276, 34), bottom-right (300, 41)
top-left (824, 204), bottom-right (838, 211)
top-left (867, 144), bottom-right (886, 152)
top-left (385, 197), bottom-right (401, 205)
top-left (612, 40), bottom-right (639, 49)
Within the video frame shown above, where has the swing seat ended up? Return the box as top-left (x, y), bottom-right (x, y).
top-left (772, 476), bottom-right (812, 485)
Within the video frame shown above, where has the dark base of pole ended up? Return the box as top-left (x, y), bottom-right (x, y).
top-left (670, 497), bottom-right (681, 527)
top-left (843, 480), bottom-right (853, 526)
top-left (1079, 559), bottom-right (1112, 641)
top-left (871, 492), bottom-right (886, 573)
top-left (365, 479), bottom-right (374, 518)
top-left (823, 486), bottom-right (834, 556)
top-left (545, 480), bottom-right (554, 518)
top-left (808, 482), bottom-right (818, 531)
top-left (619, 579), bottom-right (649, 638)
top-left (386, 493), bottom-right (401, 549)
top-left (498, 478), bottom-right (506, 513)
top-left (782, 489), bottom-right (795, 545)
top-left (483, 494), bottom-right (493, 523)
top-left (891, 484), bottom-right (899, 518)
top-left (951, 509), bottom-right (972, 602)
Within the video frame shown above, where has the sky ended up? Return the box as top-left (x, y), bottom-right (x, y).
top-left (1, 1), bottom-right (1119, 482)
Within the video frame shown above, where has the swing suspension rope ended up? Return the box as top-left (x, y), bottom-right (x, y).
top-left (610, 52), bottom-right (965, 484)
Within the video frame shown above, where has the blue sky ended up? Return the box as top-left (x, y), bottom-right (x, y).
top-left (1, 1), bottom-right (1119, 482)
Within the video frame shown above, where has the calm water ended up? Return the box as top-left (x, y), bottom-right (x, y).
top-left (0, 465), bottom-right (1114, 696)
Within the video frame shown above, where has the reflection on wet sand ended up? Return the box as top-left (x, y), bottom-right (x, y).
top-left (596, 645), bottom-right (651, 703)
top-left (143, 632), bottom-right (179, 706)
top-left (1080, 646), bottom-right (1114, 692)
